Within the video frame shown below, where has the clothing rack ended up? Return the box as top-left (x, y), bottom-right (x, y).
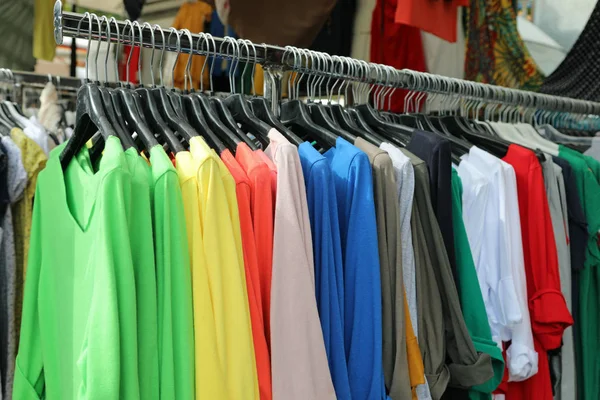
top-left (52, 0), bottom-right (600, 118)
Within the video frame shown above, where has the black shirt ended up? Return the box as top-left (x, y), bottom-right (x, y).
top-left (407, 130), bottom-right (458, 285)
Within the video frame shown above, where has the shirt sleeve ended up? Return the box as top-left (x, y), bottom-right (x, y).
top-left (502, 165), bottom-right (539, 382)
top-left (526, 165), bottom-right (573, 352)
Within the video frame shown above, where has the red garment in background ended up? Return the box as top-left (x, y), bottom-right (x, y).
top-left (394, 0), bottom-right (462, 43)
top-left (370, 0), bottom-right (427, 113)
top-left (502, 145), bottom-right (574, 400)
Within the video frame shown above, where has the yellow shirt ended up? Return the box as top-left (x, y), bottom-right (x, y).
top-left (176, 150), bottom-right (227, 399)
top-left (180, 137), bottom-right (259, 399)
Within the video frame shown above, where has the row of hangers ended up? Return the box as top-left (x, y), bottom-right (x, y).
top-left (64, 12), bottom-right (600, 172)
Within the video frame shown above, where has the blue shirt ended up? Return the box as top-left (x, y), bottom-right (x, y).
top-left (324, 137), bottom-right (388, 400)
top-left (299, 142), bottom-right (351, 400)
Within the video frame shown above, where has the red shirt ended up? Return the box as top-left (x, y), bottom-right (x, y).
top-left (394, 0), bottom-right (463, 43)
top-left (502, 145), bottom-right (573, 400)
top-left (236, 143), bottom-right (275, 347)
top-left (221, 149), bottom-right (272, 400)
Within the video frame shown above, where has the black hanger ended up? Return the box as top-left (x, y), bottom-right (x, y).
top-left (211, 96), bottom-right (260, 149)
top-left (330, 103), bottom-right (386, 146)
top-left (225, 93), bottom-right (273, 141)
top-left (307, 101), bottom-right (358, 143)
top-left (59, 83), bottom-right (117, 169)
top-left (183, 93), bottom-right (229, 153)
top-left (280, 99), bottom-right (337, 148)
top-left (251, 96), bottom-right (303, 145)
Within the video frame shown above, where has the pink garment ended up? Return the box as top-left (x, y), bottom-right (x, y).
top-left (264, 129), bottom-right (335, 400)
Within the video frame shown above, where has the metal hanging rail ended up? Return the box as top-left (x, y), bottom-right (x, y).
top-left (0, 69), bottom-right (82, 90)
top-left (52, 0), bottom-right (600, 117)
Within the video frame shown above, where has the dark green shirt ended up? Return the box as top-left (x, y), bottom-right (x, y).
top-left (451, 168), bottom-right (505, 400)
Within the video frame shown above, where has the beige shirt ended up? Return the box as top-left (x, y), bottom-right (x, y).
top-left (265, 129), bottom-right (335, 400)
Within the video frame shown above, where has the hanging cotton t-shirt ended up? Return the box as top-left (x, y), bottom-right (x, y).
top-left (265, 130), bottom-right (335, 400)
top-left (176, 150), bottom-right (227, 399)
top-left (503, 145), bottom-right (573, 400)
top-left (451, 168), bottom-right (505, 400)
top-left (14, 137), bottom-right (141, 399)
top-left (222, 149), bottom-right (272, 400)
top-left (236, 142), bottom-right (274, 347)
top-left (188, 136), bottom-right (259, 400)
top-left (324, 137), bottom-right (387, 400)
top-left (406, 131), bottom-right (457, 286)
top-left (298, 142), bottom-right (351, 400)
top-left (148, 145), bottom-right (195, 400)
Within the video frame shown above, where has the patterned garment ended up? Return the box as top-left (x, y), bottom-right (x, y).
top-left (540, 1), bottom-right (600, 101)
top-left (465, 0), bottom-right (544, 90)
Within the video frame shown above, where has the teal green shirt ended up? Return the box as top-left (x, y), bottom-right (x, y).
top-left (14, 137), bottom-right (142, 399)
top-left (149, 145), bottom-right (195, 400)
top-left (451, 168), bottom-right (505, 400)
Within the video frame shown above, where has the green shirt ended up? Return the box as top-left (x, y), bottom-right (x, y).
top-left (14, 137), bottom-right (142, 399)
top-left (558, 145), bottom-right (600, 400)
top-left (148, 145), bottom-right (195, 400)
top-left (451, 168), bottom-right (505, 400)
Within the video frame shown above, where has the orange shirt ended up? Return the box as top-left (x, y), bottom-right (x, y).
top-left (256, 149), bottom-right (278, 207)
top-left (236, 143), bottom-right (275, 346)
top-left (221, 149), bottom-right (272, 400)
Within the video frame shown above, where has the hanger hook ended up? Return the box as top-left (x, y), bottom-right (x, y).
top-left (141, 22), bottom-right (155, 87)
top-left (77, 12), bottom-right (92, 82)
top-left (205, 33), bottom-right (217, 94)
top-left (153, 24), bottom-right (165, 87)
top-left (195, 32), bottom-right (208, 92)
top-left (237, 38), bottom-right (251, 95)
top-left (90, 14), bottom-right (103, 84)
top-left (167, 27), bottom-right (181, 89)
top-left (132, 21), bottom-right (145, 86)
top-left (180, 29), bottom-right (194, 92)
top-left (108, 17), bottom-right (122, 86)
top-left (218, 36), bottom-right (239, 94)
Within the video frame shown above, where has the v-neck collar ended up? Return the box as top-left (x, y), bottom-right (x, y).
top-left (50, 136), bottom-right (125, 232)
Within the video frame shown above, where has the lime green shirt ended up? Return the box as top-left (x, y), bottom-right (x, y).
top-left (14, 137), bottom-right (141, 399)
top-left (451, 168), bottom-right (504, 400)
top-left (148, 145), bottom-right (195, 400)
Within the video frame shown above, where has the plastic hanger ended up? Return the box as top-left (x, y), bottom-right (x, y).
top-left (133, 22), bottom-right (184, 153)
top-left (92, 15), bottom-right (137, 150)
top-left (200, 35), bottom-right (259, 150)
top-left (59, 12), bottom-right (119, 169)
top-left (179, 30), bottom-right (229, 153)
top-left (222, 38), bottom-right (273, 145)
top-left (279, 46), bottom-right (337, 148)
top-left (148, 28), bottom-right (199, 143)
top-left (248, 43), bottom-right (303, 145)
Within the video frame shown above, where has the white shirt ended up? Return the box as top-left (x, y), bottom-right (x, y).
top-left (466, 147), bottom-right (523, 336)
top-left (459, 147), bottom-right (538, 381)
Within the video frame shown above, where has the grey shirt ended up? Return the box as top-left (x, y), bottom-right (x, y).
top-left (0, 136), bottom-right (27, 400)
top-left (355, 138), bottom-right (411, 400)
top-left (541, 156), bottom-right (575, 400)
top-left (402, 149), bottom-right (493, 400)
